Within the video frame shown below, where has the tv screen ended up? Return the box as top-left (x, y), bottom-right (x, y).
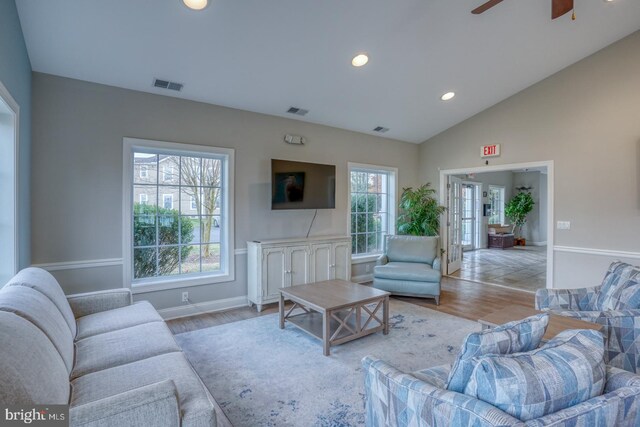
top-left (271, 159), bottom-right (336, 210)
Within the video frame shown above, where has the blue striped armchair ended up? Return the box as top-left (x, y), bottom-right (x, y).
top-left (536, 261), bottom-right (640, 373)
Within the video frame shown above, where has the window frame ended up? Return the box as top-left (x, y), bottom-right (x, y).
top-left (139, 165), bottom-right (148, 179)
top-left (488, 185), bottom-right (506, 225)
top-left (123, 137), bottom-right (235, 293)
top-left (347, 162), bottom-right (397, 263)
top-left (190, 195), bottom-right (197, 211)
top-left (139, 193), bottom-right (148, 205)
top-left (162, 193), bottom-right (174, 210)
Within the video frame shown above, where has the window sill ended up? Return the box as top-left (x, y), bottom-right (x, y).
top-left (131, 272), bottom-right (234, 294)
top-left (351, 254), bottom-right (381, 265)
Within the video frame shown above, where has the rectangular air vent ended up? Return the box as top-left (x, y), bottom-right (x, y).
top-left (153, 78), bottom-right (183, 92)
top-left (286, 106), bottom-right (309, 116)
top-left (373, 126), bottom-right (389, 133)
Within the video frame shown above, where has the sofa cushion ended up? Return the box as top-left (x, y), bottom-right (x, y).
top-left (386, 235), bottom-right (437, 265)
top-left (72, 321), bottom-right (181, 379)
top-left (71, 352), bottom-right (216, 427)
top-left (374, 262), bottom-right (441, 282)
top-left (75, 301), bottom-right (163, 340)
top-left (596, 262), bottom-right (640, 311)
top-left (0, 285), bottom-right (75, 373)
top-left (5, 267), bottom-right (77, 337)
top-left (446, 313), bottom-right (549, 393)
top-left (464, 329), bottom-right (606, 421)
top-left (0, 312), bottom-right (70, 405)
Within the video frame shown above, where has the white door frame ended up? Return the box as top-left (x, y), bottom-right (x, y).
top-left (439, 160), bottom-right (554, 289)
top-left (0, 80), bottom-right (20, 277)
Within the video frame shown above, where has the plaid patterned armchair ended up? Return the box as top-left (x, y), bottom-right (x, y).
top-left (536, 261), bottom-right (640, 373)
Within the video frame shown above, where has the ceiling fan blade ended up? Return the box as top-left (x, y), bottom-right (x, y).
top-left (552, 0), bottom-right (573, 19)
top-left (471, 0), bottom-right (504, 14)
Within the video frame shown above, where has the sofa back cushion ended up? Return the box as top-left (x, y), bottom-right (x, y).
top-left (6, 267), bottom-right (76, 337)
top-left (0, 311), bottom-right (70, 405)
top-left (464, 329), bottom-right (606, 421)
top-left (596, 262), bottom-right (640, 311)
top-left (385, 235), bottom-right (437, 265)
top-left (0, 286), bottom-right (75, 374)
top-left (446, 313), bottom-right (549, 393)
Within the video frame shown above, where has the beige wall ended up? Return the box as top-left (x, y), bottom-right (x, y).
top-left (31, 73), bottom-right (420, 309)
top-left (419, 30), bottom-right (640, 288)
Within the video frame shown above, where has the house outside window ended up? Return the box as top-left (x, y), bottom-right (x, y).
top-left (123, 138), bottom-right (235, 292)
top-left (348, 163), bottom-right (397, 258)
top-left (488, 185), bottom-right (505, 225)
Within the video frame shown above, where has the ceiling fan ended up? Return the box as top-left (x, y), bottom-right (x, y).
top-left (471, 0), bottom-right (574, 20)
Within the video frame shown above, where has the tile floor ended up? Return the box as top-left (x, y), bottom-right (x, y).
top-left (448, 245), bottom-right (547, 293)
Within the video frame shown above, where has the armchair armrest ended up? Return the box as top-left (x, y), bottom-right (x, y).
top-left (362, 356), bottom-right (520, 427)
top-left (376, 254), bottom-right (389, 266)
top-left (605, 365), bottom-right (640, 393)
top-left (70, 380), bottom-right (180, 427)
top-left (432, 257), bottom-right (441, 272)
top-left (67, 288), bottom-right (133, 318)
top-left (535, 286), bottom-right (600, 311)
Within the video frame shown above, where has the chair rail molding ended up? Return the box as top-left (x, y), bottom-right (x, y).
top-left (553, 246), bottom-right (640, 260)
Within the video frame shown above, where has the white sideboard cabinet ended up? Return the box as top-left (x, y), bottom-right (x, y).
top-left (247, 235), bottom-right (351, 311)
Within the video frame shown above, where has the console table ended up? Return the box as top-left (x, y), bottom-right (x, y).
top-left (488, 233), bottom-right (514, 249)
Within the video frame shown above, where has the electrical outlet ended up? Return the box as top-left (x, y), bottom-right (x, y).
top-left (182, 292), bottom-right (189, 303)
top-left (557, 221), bottom-right (571, 230)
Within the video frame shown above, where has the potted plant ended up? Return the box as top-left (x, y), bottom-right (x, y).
top-left (504, 191), bottom-right (534, 245)
top-left (397, 183), bottom-right (446, 237)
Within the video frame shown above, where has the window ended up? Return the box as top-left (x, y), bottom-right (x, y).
top-left (348, 163), bottom-right (397, 257)
top-left (162, 194), bottom-right (173, 210)
top-left (488, 186), bottom-right (505, 225)
top-left (139, 165), bottom-right (148, 179)
top-left (123, 138), bottom-right (235, 291)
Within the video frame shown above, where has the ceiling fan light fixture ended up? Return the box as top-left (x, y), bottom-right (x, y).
top-left (351, 54), bottom-right (369, 67)
top-left (183, 0), bottom-right (208, 10)
top-left (441, 92), bottom-right (455, 101)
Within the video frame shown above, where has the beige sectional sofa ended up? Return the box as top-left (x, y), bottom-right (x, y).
top-left (0, 268), bottom-right (217, 427)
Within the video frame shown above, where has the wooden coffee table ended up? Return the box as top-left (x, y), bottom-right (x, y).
top-left (478, 305), bottom-right (603, 341)
top-left (279, 280), bottom-right (390, 356)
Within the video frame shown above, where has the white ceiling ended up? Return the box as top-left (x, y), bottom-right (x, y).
top-left (16, 0), bottom-right (640, 143)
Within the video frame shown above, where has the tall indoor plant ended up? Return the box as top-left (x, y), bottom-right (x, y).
top-left (504, 191), bottom-right (535, 244)
top-left (397, 183), bottom-right (446, 236)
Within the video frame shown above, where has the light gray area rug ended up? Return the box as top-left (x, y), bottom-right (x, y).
top-left (175, 300), bottom-right (479, 426)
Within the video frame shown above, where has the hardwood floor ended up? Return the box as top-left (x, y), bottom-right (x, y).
top-left (166, 276), bottom-right (535, 334)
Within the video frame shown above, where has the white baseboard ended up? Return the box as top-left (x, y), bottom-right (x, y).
top-left (158, 295), bottom-right (248, 320)
top-left (351, 274), bottom-right (373, 283)
top-left (529, 241), bottom-right (547, 247)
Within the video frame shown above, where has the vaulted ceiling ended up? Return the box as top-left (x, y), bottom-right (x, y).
top-left (16, 0), bottom-right (640, 143)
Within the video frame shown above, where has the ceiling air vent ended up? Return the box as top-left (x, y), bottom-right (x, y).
top-left (373, 126), bottom-right (389, 133)
top-left (153, 78), bottom-right (184, 92)
top-left (286, 106), bottom-right (309, 116)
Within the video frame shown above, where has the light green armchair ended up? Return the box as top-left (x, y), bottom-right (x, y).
top-left (373, 235), bottom-right (442, 305)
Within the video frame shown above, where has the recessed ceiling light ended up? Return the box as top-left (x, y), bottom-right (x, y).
top-left (351, 54), bottom-right (369, 67)
top-left (441, 92), bottom-right (455, 101)
top-left (183, 0), bottom-right (208, 10)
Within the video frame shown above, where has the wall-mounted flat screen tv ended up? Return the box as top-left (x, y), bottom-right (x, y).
top-left (271, 159), bottom-right (336, 210)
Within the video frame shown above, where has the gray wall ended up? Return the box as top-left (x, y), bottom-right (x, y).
top-left (420, 30), bottom-right (640, 288)
top-left (0, 0), bottom-right (31, 270)
top-left (31, 73), bottom-right (420, 309)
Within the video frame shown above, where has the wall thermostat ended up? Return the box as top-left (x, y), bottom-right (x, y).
top-left (284, 134), bottom-right (305, 145)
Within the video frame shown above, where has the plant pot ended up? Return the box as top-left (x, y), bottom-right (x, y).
top-left (515, 238), bottom-right (526, 246)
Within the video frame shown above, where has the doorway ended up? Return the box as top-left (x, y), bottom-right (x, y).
top-left (441, 161), bottom-right (554, 292)
top-left (0, 81), bottom-right (19, 285)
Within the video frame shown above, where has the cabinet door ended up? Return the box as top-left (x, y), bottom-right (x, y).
top-left (262, 247), bottom-right (286, 300)
top-left (332, 241), bottom-right (351, 281)
top-left (310, 243), bottom-right (332, 283)
top-left (286, 245), bottom-right (309, 287)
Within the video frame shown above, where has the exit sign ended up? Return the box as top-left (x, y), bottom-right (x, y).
top-left (481, 144), bottom-right (501, 158)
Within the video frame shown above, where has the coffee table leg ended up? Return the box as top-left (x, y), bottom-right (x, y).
top-left (323, 311), bottom-right (330, 356)
top-left (383, 296), bottom-right (389, 335)
top-left (279, 293), bottom-right (285, 329)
